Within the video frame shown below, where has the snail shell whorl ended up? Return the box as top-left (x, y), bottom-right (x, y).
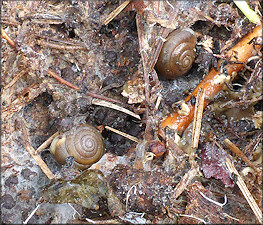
top-left (50, 124), bottom-right (105, 170)
top-left (156, 28), bottom-right (197, 79)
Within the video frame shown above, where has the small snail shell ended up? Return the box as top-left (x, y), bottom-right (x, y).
top-left (156, 28), bottom-right (197, 79)
top-left (50, 124), bottom-right (105, 170)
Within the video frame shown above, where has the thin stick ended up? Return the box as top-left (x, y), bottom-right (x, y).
top-left (92, 99), bottom-right (141, 120)
top-left (37, 40), bottom-right (86, 50)
top-left (48, 69), bottom-right (123, 104)
top-left (2, 69), bottom-right (29, 94)
top-left (104, 0), bottom-right (130, 25)
top-left (225, 158), bottom-right (262, 223)
top-left (46, 69), bottom-right (80, 90)
top-left (20, 120), bottom-right (55, 180)
top-left (36, 132), bottom-right (59, 154)
top-left (224, 138), bottom-right (260, 173)
top-left (85, 91), bottom-right (123, 105)
top-left (1, 27), bottom-right (16, 48)
top-left (161, 25), bottom-right (262, 133)
top-left (191, 88), bottom-right (205, 149)
top-left (105, 125), bottom-right (139, 143)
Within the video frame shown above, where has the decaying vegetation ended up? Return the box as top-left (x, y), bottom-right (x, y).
top-left (1, 0), bottom-right (262, 224)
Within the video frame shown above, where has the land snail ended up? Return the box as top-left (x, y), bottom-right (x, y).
top-left (156, 28), bottom-right (197, 79)
top-left (50, 124), bottom-right (105, 170)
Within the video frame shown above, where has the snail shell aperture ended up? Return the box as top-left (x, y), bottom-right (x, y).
top-left (50, 124), bottom-right (105, 170)
top-left (156, 28), bottom-right (197, 79)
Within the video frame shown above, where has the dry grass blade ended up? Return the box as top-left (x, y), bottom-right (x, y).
top-left (104, 0), bottom-right (130, 25)
top-left (36, 132), bottom-right (59, 154)
top-left (37, 40), bottom-right (86, 50)
top-left (20, 120), bottom-right (55, 180)
top-left (191, 88), bottom-right (205, 149)
top-left (92, 98), bottom-right (141, 120)
top-left (105, 125), bottom-right (139, 143)
top-left (224, 138), bottom-right (260, 173)
top-left (225, 157), bottom-right (262, 223)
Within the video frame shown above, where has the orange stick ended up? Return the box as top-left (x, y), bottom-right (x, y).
top-left (1, 27), bottom-right (16, 48)
top-left (161, 24), bottom-right (262, 133)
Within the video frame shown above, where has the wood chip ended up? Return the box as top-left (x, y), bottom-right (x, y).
top-left (225, 157), bottom-right (262, 223)
top-left (191, 88), bottom-right (205, 149)
top-left (105, 125), bottom-right (139, 143)
top-left (104, 0), bottom-right (130, 25)
top-left (92, 98), bottom-right (140, 120)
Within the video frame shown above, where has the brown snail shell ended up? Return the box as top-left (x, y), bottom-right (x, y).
top-left (50, 124), bottom-right (105, 170)
top-left (156, 28), bottom-right (197, 79)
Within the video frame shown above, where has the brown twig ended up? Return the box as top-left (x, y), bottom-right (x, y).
top-left (219, 95), bottom-right (262, 108)
top-left (46, 69), bottom-right (80, 90)
top-left (161, 24), bottom-right (262, 133)
top-left (86, 91), bottom-right (123, 105)
top-left (1, 27), bottom-right (16, 48)
top-left (224, 138), bottom-right (260, 174)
